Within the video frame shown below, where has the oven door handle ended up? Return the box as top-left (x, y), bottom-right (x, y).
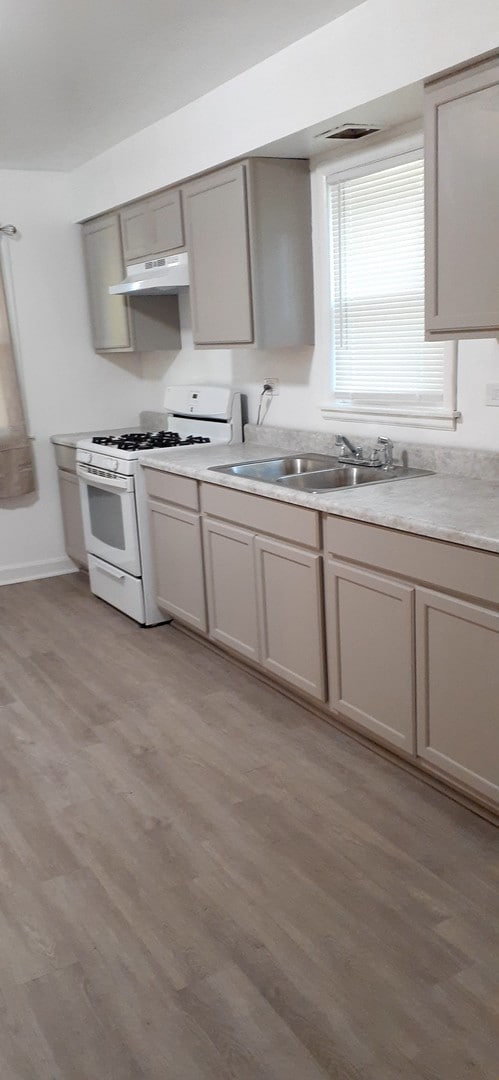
top-left (94, 562), bottom-right (126, 582)
top-left (76, 463), bottom-right (134, 493)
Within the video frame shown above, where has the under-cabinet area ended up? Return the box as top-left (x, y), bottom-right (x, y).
top-left (142, 465), bottom-right (499, 814)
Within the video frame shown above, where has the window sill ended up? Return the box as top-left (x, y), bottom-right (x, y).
top-left (320, 404), bottom-right (461, 431)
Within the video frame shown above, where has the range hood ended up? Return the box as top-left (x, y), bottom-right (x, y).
top-left (109, 252), bottom-right (189, 296)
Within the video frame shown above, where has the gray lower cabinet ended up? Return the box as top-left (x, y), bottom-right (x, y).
top-left (425, 54), bottom-right (499, 337)
top-left (57, 469), bottom-right (88, 569)
top-left (120, 188), bottom-right (184, 263)
top-left (325, 559), bottom-right (416, 752)
top-left (416, 588), bottom-right (499, 804)
top-left (148, 498), bottom-right (206, 632)
top-left (202, 517), bottom-right (260, 662)
top-left (82, 212), bottom-right (181, 353)
top-left (202, 511), bottom-right (326, 701)
top-left (182, 158), bottom-right (314, 348)
top-left (255, 536), bottom-right (325, 700)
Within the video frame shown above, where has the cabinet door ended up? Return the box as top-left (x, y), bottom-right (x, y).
top-left (58, 470), bottom-right (87, 569)
top-left (255, 536), bottom-right (325, 700)
top-left (202, 517), bottom-right (259, 661)
top-left (120, 202), bottom-right (154, 264)
top-left (82, 214), bottom-right (131, 351)
top-left (149, 500), bottom-right (206, 632)
top-left (325, 559), bottom-right (416, 752)
top-left (121, 190), bottom-right (184, 263)
top-left (148, 189), bottom-right (184, 255)
top-left (425, 58), bottom-right (499, 335)
top-left (183, 163), bottom-right (254, 345)
top-left (416, 589), bottom-right (499, 804)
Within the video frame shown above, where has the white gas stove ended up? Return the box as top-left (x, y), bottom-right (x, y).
top-left (76, 386), bottom-right (242, 625)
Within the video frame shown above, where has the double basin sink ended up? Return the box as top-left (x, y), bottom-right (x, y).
top-left (210, 453), bottom-right (432, 493)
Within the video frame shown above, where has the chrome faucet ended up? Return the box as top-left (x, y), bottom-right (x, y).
top-left (335, 434), bottom-right (363, 462)
top-left (377, 435), bottom-right (394, 469)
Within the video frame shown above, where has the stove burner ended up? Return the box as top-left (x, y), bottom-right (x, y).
top-left (92, 431), bottom-right (211, 451)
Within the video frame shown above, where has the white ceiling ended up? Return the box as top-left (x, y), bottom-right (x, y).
top-left (0, 0), bottom-right (364, 171)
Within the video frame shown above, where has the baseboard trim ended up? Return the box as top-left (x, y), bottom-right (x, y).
top-left (0, 556), bottom-right (78, 586)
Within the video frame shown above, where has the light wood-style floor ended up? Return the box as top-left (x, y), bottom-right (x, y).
top-left (0, 572), bottom-right (497, 1079)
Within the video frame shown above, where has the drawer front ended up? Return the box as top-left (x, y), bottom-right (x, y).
top-left (201, 483), bottom-right (320, 549)
top-left (325, 516), bottom-right (499, 607)
top-left (143, 468), bottom-right (199, 510)
top-left (88, 555), bottom-right (145, 623)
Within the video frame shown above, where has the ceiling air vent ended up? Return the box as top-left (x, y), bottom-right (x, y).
top-left (318, 123), bottom-right (380, 141)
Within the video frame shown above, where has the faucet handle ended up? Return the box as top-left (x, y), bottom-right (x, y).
top-left (335, 433), bottom-right (363, 460)
top-left (377, 435), bottom-right (394, 468)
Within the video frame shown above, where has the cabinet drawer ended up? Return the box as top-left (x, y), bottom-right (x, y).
top-left (325, 516), bottom-right (499, 607)
top-left (88, 555), bottom-right (145, 623)
top-left (201, 483), bottom-right (320, 549)
top-left (143, 468), bottom-right (199, 510)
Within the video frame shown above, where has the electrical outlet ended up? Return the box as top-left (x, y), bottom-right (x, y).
top-left (264, 378), bottom-right (279, 395)
top-left (485, 383), bottom-right (499, 407)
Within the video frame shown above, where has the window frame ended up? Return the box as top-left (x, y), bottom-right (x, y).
top-left (312, 128), bottom-right (459, 431)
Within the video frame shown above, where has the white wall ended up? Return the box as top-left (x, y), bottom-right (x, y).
top-left (71, 0), bottom-right (499, 220)
top-left (0, 170), bottom-right (168, 585)
top-left (143, 295), bottom-right (499, 452)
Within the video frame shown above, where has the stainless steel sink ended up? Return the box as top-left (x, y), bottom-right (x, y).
top-left (208, 454), bottom-right (433, 491)
top-left (209, 454), bottom-right (341, 482)
top-left (277, 464), bottom-right (433, 492)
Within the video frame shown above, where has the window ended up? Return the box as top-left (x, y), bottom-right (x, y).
top-left (319, 142), bottom-right (458, 429)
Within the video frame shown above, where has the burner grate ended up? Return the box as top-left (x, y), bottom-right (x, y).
top-left (92, 431), bottom-right (211, 451)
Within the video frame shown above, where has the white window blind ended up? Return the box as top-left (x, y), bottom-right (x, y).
top-left (329, 157), bottom-right (447, 407)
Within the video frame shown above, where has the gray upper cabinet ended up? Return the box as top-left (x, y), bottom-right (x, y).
top-left (182, 158), bottom-right (314, 348)
top-left (425, 54), bottom-right (499, 337)
top-left (120, 188), bottom-right (184, 264)
top-left (82, 213), bottom-right (131, 351)
top-left (82, 211), bottom-right (182, 353)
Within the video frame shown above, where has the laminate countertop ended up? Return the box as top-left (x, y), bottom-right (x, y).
top-left (50, 428), bottom-right (139, 448)
top-left (140, 441), bottom-right (499, 555)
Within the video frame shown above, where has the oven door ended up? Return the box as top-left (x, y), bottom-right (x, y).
top-left (77, 465), bottom-right (142, 577)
